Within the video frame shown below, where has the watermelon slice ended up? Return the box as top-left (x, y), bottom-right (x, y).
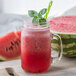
top-left (0, 31), bottom-right (21, 60)
top-left (50, 16), bottom-right (76, 57)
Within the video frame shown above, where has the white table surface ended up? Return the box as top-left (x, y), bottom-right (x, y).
top-left (0, 57), bottom-right (76, 76)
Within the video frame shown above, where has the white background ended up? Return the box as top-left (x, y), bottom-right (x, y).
top-left (0, 0), bottom-right (76, 15)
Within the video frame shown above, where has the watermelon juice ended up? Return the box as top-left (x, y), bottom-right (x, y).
top-left (21, 26), bottom-right (52, 73)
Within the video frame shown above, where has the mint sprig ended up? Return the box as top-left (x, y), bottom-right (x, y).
top-left (28, 9), bottom-right (47, 24)
top-left (28, 0), bottom-right (53, 25)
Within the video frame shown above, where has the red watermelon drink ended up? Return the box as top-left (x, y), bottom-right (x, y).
top-left (21, 0), bottom-right (63, 73)
top-left (21, 23), bottom-right (63, 73)
top-left (21, 25), bottom-right (51, 73)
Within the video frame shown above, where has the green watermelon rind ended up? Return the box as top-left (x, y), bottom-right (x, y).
top-left (50, 30), bottom-right (76, 36)
top-left (52, 48), bottom-right (76, 57)
top-left (51, 30), bottom-right (76, 57)
top-left (0, 56), bottom-right (21, 61)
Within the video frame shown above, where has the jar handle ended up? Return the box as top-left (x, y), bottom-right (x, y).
top-left (51, 33), bottom-right (63, 63)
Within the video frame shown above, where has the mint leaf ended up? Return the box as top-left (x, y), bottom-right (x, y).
top-left (39, 18), bottom-right (46, 25)
top-left (32, 16), bottom-right (39, 23)
top-left (28, 10), bottom-right (38, 17)
top-left (39, 8), bottom-right (47, 15)
top-left (44, 0), bottom-right (53, 19)
top-left (38, 13), bottom-right (42, 18)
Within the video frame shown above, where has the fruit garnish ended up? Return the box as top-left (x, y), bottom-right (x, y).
top-left (28, 0), bottom-right (53, 25)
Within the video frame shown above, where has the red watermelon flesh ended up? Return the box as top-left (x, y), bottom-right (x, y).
top-left (16, 30), bottom-right (21, 39)
top-left (0, 32), bottom-right (21, 60)
top-left (50, 16), bottom-right (76, 33)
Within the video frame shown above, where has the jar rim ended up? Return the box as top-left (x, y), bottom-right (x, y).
top-left (23, 21), bottom-right (50, 29)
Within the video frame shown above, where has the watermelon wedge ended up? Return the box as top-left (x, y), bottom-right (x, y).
top-left (0, 31), bottom-right (21, 60)
top-left (50, 16), bottom-right (76, 57)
